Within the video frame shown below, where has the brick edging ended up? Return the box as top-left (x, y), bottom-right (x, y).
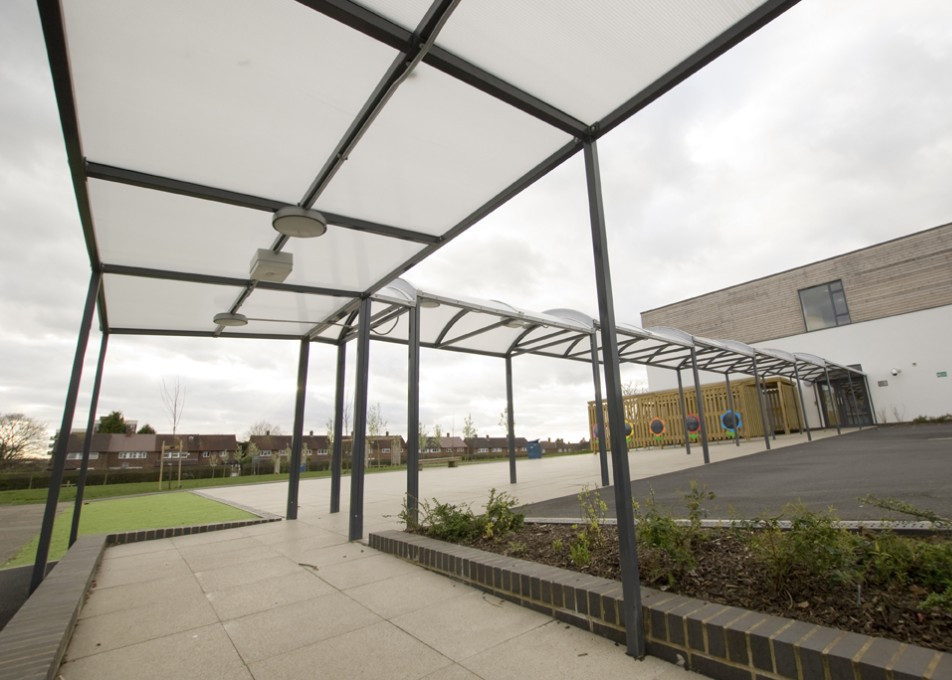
top-left (369, 530), bottom-right (949, 680)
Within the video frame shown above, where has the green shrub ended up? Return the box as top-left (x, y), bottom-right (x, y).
top-left (401, 488), bottom-right (524, 543)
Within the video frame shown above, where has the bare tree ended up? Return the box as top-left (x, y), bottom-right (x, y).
top-left (161, 377), bottom-right (186, 438)
top-left (367, 402), bottom-right (387, 437)
top-left (0, 414), bottom-right (47, 469)
top-left (418, 422), bottom-right (429, 451)
top-left (622, 379), bottom-right (648, 397)
top-left (433, 423), bottom-right (443, 450)
top-left (499, 406), bottom-right (514, 432)
top-left (462, 413), bottom-right (477, 439)
top-left (247, 420), bottom-right (282, 438)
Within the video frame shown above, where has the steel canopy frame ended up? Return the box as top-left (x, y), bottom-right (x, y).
top-left (36, 0), bottom-right (812, 659)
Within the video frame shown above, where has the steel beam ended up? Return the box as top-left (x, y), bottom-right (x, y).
top-left (584, 140), bottom-right (644, 658)
top-left (590, 340), bottom-right (610, 486)
top-left (32, 270), bottom-right (101, 592)
top-left (69, 331), bottom-right (109, 547)
top-left (689, 349), bottom-right (711, 464)
top-left (330, 342), bottom-right (346, 513)
top-left (348, 297), bottom-right (372, 540)
top-left (286, 339), bottom-right (310, 520)
top-left (407, 303), bottom-right (421, 523)
top-left (675, 370), bottom-right (691, 456)
top-left (505, 356), bottom-right (517, 484)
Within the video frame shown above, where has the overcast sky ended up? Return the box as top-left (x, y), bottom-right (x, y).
top-left (2, 0), bottom-right (951, 446)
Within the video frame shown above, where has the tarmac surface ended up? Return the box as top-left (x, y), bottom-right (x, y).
top-left (521, 423), bottom-right (952, 521)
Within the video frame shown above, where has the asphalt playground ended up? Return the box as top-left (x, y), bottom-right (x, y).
top-left (521, 423), bottom-right (952, 522)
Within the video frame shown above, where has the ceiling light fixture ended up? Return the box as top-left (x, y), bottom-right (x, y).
top-left (419, 299), bottom-right (441, 308)
top-left (503, 317), bottom-right (528, 328)
top-left (272, 206), bottom-right (328, 238)
top-left (213, 312), bottom-right (248, 327)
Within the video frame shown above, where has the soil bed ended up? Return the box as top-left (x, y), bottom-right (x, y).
top-left (467, 523), bottom-right (952, 653)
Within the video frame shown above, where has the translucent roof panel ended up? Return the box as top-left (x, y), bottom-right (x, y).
top-left (283, 231), bottom-right (425, 291)
top-left (356, 1), bottom-right (432, 32)
top-left (238, 289), bottom-right (347, 329)
top-left (433, 0), bottom-right (767, 123)
top-left (89, 180), bottom-right (274, 280)
top-left (102, 275), bottom-right (245, 332)
top-left (63, 0), bottom-right (399, 202)
top-left (315, 63), bottom-right (572, 235)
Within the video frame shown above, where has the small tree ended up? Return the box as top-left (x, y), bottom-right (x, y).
top-left (368, 402), bottom-right (387, 437)
top-left (160, 377), bottom-right (186, 436)
top-left (98, 411), bottom-right (128, 434)
top-left (433, 424), bottom-right (443, 451)
top-left (418, 422), bottom-right (429, 452)
top-left (499, 406), bottom-right (514, 433)
top-left (462, 413), bottom-right (477, 439)
top-left (137, 423), bottom-right (156, 434)
top-left (0, 414), bottom-right (47, 469)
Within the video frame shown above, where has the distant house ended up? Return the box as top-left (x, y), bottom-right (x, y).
top-left (65, 432), bottom-right (158, 469)
top-left (248, 433), bottom-right (331, 469)
top-left (464, 435), bottom-right (528, 458)
top-left (157, 434), bottom-right (238, 467)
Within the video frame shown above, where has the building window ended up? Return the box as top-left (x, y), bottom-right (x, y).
top-left (66, 452), bottom-right (100, 460)
top-left (163, 451), bottom-right (187, 459)
top-left (202, 451), bottom-right (211, 458)
top-left (119, 451), bottom-right (148, 459)
top-left (799, 280), bottom-right (851, 332)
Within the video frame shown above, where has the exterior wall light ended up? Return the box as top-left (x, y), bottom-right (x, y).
top-left (272, 207), bottom-right (328, 238)
top-left (213, 312), bottom-right (248, 327)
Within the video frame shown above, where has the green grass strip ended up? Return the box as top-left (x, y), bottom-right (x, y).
top-left (2, 492), bottom-right (256, 568)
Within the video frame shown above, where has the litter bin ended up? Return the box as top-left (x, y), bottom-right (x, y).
top-left (526, 439), bottom-right (542, 459)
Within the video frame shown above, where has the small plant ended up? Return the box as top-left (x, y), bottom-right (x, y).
top-left (399, 489), bottom-right (524, 544)
top-left (506, 539), bottom-right (528, 556)
top-left (632, 488), bottom-right (697, 587)
top-left (683, 481), bottom-right (715, 533)
top-left (576, 485), bottom-right (608, 546)
top-left (551, 538), bottom-right (564, 552)
top-left (569, 532), bottom-right (592, 568)
top-left (859, 494), bottom-right (951, 527)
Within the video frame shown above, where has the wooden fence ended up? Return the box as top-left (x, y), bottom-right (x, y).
top-left (588, 376), bottom-right (804, 450)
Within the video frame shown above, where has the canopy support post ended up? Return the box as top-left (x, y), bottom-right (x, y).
top-left (505, 355), bottom-right (517, 484)
top-left (689, 349), bottom-right (711, 464)
top-left (286, 338), bottom-right (309, 520)
top-left (69, 331), bottom-right (109, 547)
top-left (590, 339), bottom-right (610, 486)
top-left (724, 373), bottom-right (740, 447)
top-left (793, 363), bottom-right (812, 441)
top-left (32, 270), bottom-right (101, 593)
top-left (407, 302), bottom-right (421, 523)
top-left (752, 357), bottom-right (772, 450)
top-left (348, 297), bottom-right (371, 541)
top-left (330, 342), bottom-right (346, 513)
top-left (824, 367), bottom-right (841, 434)
top-left (676, 369), bottom-right (691, 456)
top-left (584, 139), bottom-right (645, 658)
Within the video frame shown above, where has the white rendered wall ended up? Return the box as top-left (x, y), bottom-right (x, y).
top-left (645, 305), bottom-right (952, 424)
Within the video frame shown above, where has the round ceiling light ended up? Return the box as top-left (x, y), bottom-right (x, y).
top-left (213, 312), bottom-right (248, 327)
top-left (503, 318), bottom-right (528, 328)
top-left (419, 299), bottom-right (441, 309)
top-left (272, 207), bottom-right (328, 238)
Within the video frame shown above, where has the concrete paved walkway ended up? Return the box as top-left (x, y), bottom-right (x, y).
top-left (57, 429), bottom-right (841, 680)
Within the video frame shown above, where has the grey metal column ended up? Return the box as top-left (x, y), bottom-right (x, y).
top-left (793, 363), bottom-right (812, 441)
top-left (286, 339), bottom-right (309, 520)
top-left (505, 355), bottom-right (517, 484)
top-left (330, 342), bottom-right (346, 513)
top-left (724, 373), bottom-right (740, 447)
top-left (69, 331), bottom-right (109, 547)
top-left (752, 357), bottom-right (772, 450)
top-left (845, 370), bottom-right (862, 430)
top-left (32, 270), bottom-right (101, 593)
top-left (864, 375), bottom-right (878, 425)
top-left (689, 349), bottom-right (711, 464)
top-left (348, 297), bottom-right (372, 541)
top-left (590, 339), bottom-right (610, 486)
top-left (407, 302), bottom-right (421, 523)
top-left (675, 369), bottom-right (691, 456)
top-left (584, 140), bottom-right (645, 658)
top-left (824, 367), bottom-right (841, 434)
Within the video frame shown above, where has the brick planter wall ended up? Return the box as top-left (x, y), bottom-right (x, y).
top-left (369, 530), bottom-right (950, 680)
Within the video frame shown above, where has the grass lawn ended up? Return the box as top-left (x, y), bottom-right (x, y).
top-left (2, 492), bottom-right (256, 568)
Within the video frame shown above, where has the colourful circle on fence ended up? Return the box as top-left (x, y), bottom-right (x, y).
top-left (624, 421), bottom-right (633, 437)
top-left (684, 414), bottom-right (700, 433)
top-left (648, 417), bottom-right (666, 437)
top-left (720, 410), bottom-right (742, 431)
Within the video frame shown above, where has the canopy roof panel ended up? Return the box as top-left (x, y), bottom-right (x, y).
top-left (43, 0), bottom-right (800, 341)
